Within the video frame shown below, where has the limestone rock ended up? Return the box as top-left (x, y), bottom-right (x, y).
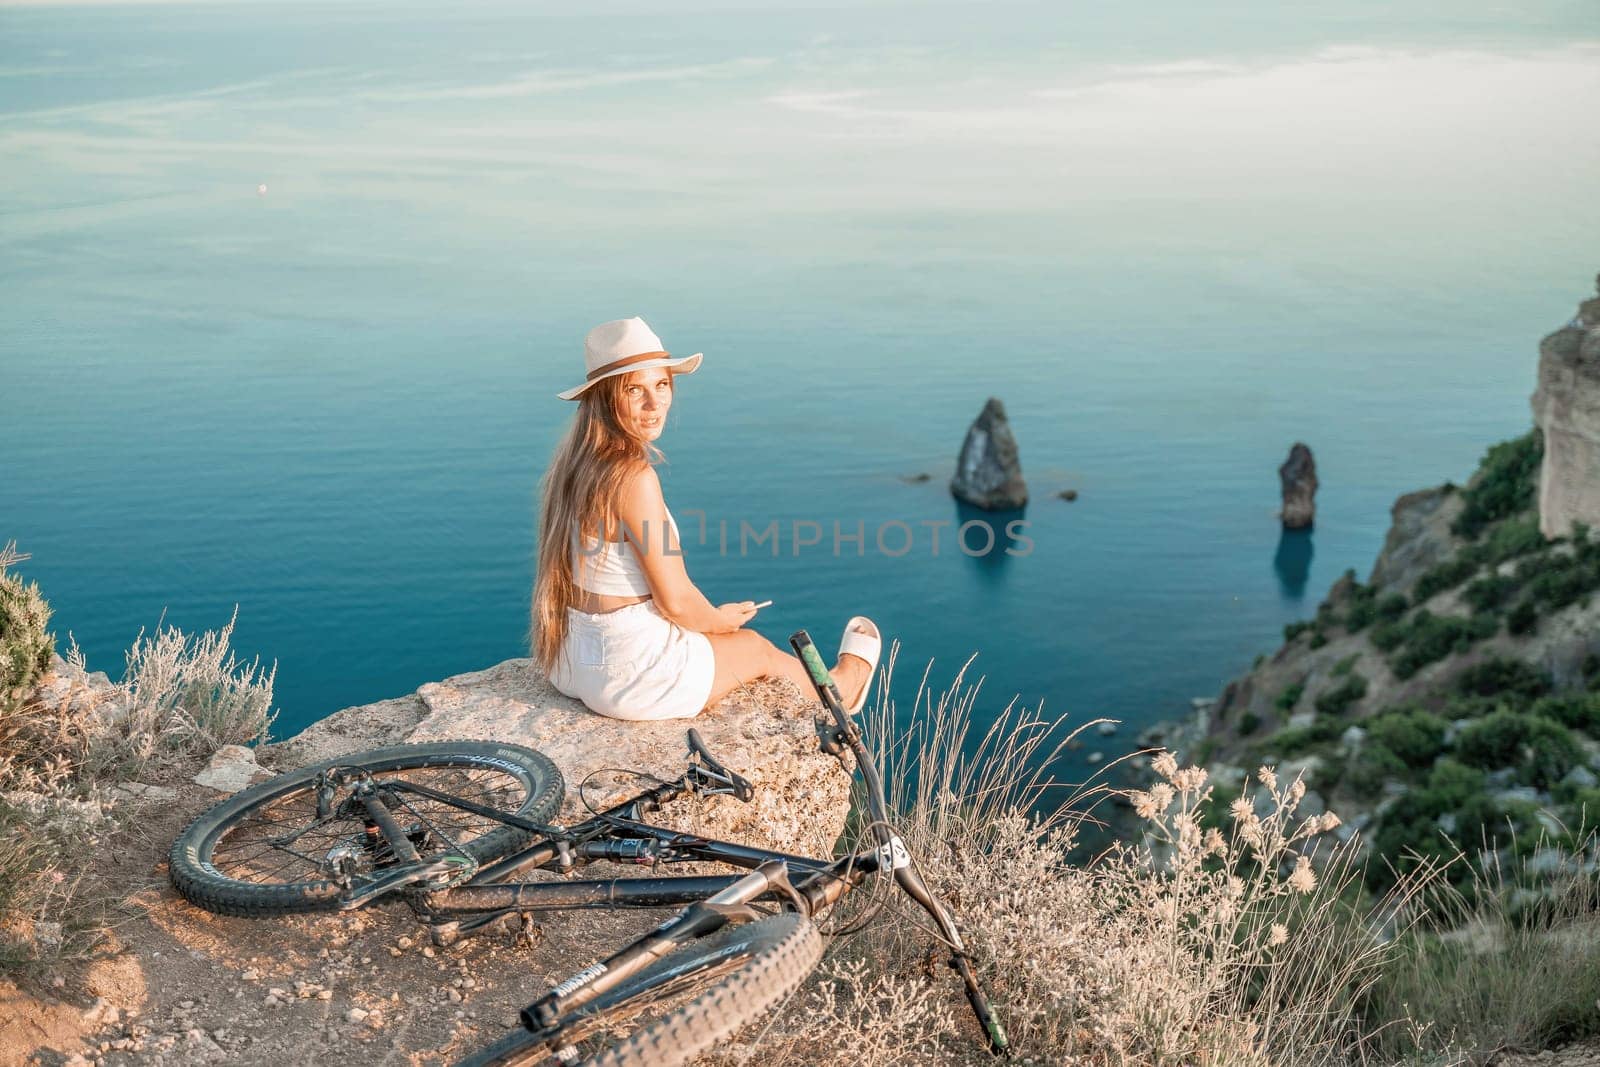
top-left (1563, 764), bottom-right (1599, 790)
top-left (112, 782), bottom-right (180, 805)
top-left (193, 745), bottom-right (274, 794)
top-left (1531, 275), bottom-right (1600, 540)
top-left (950, 397), bottom-right (1028, 510)
top-left (261, 693), bottom-right (429, 770)
top-left (1278, 443), bottom-right (1318, 529)
top-left (1367, 485), bottom-right (1467, 595)
top-left (268, 659), bottom-right (853, 860)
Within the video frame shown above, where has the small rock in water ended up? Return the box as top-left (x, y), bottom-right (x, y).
top-left (899, 472), bottom-right (932, 484)
top-left (950, 397), bottom-right (1028, 510)
top-left (1279, 443), bottom-right (1318, 529)
top-left (1086, 751), bottom-right (1104, 765)
top-left (1057, 489), bottom-right (1078, 501)
top-left (1096, 721), bottom-right (1118, 737)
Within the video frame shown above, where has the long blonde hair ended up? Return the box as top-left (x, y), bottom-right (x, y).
top-left (529, 372), bottom-right (671, 674)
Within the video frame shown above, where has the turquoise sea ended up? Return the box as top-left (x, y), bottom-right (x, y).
top-left (3, 1), bottom-right (1597, 783)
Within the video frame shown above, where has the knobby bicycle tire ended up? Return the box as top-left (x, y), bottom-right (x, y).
top-left (458, 911), bottom-right (823, 1067)
top-left (170, 741), bottom-right (563, 917)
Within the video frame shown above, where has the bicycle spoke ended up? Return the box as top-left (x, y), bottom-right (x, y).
top-left (201, 761), bottom-right (531, 888)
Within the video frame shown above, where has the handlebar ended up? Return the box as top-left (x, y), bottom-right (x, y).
top-left (685, 729), bottom-right (754, 802)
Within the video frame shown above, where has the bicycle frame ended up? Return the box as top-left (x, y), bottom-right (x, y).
top-left (335, 628), bottom-right (1009, 1057)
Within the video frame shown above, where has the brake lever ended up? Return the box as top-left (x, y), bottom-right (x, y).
top-left (685, 729), bottom-right (754, 802)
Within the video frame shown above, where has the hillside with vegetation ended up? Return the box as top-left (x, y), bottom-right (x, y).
top-left (1192, 427), bottom-right (1600, 893)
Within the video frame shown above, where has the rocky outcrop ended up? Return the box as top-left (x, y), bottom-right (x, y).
top-left (1530, 276), bottom-right (1600, 540)
top-left (1278, 443), bottom-right (1318, 529)
top-left (1367, 484), bottom-right (1466, 595)
top-left (264, 660), bottom-right (853, 859)
top-left (950, 397), bottom-right (1028, 510)
top-left (192, 745), bottom-right (274, 793)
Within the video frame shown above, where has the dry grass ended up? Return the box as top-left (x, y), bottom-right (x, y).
top-left (88, 607), bottom-right (277, 779)
top-left (1366, 832), bottom-right (1600, 1064)
top-left (727, 643), bottom-right (1442, 1067)
top-left (0, 592), bottom-right (276, 975)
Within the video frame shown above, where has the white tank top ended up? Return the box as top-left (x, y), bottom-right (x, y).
top-left (571, 508), bottom-right (680, 597)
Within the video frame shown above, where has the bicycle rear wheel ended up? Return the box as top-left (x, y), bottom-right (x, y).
top-left (458, 911), bottom-right (822, 1067)
top-left (171, 741), bottom-right (563, 917)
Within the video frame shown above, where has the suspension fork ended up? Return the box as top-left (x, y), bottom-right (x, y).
top-left (789, 629), bottom-right (1010, 1057)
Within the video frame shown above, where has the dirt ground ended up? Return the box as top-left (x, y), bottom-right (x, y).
top-left (2, 770), bottom-right (684, 1067)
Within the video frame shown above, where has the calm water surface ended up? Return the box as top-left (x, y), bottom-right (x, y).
top-left (2, 1), bottom-right (1597, 784)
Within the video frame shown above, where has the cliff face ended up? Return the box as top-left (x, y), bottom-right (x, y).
top-left (1531, 279), bottom-right (1600, 540)
top-left (1366, 485), bottom-right (1466, 596)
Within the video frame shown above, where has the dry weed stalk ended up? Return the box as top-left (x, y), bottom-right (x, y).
top-left (93, 606), bottom-right (277, 778)
top-left (745, 646), bottom-right (1439, 1066)
top-left (1368, 830), bottom-right (1600, 1064)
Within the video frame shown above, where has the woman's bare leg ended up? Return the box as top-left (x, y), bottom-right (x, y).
top-left (702, 628), bottom-right (869, 711)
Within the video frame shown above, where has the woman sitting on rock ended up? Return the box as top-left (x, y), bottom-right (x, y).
top-left (530, 316), bottom-right (880, 721)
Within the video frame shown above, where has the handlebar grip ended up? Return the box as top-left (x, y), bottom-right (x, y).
top-left (788, 630), bottom-right (837, 692)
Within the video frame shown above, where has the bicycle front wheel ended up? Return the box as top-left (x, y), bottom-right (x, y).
top-left (459, 911), bottom-right (823, 1067)
top-left (171, 741), bottom-right (563, 917)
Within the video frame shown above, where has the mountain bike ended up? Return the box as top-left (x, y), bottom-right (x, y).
top-left (169, 630), bottom-right (1009, 1065)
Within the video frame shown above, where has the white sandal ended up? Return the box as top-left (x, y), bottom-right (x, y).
top-left (837, 616), bottom-right (881, 715)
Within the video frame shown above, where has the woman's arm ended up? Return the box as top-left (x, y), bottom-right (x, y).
top-left (615, 466), bottom-right (754, 634)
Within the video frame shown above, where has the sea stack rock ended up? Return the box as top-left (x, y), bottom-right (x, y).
top-left (950, 397), bottom-right (1028, 510)
top-left (1530, 274), bottom-right (1600, 540)
top-left (1279, 443), bottom-right (1317, 529)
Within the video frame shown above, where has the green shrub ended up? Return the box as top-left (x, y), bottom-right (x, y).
top-left (1238, 711), bottom-right (1261, 736)
top-left (1274, 681), bottom-right (1304, 714)
top-left (1376, 592), bottom-right (1409, 621)
top-left (1308, 629), bottom-right (1328, 650)
top-left (1455, 657), bottom-right (1550, 701)
top-left (1507, 599), bottom-right (1540, 636)
top-left (1271, 715), bottom-right (1346, 756)
top-left (1414, 556), bottom-right (1482, 602)
top-left (1283, 620), bottom-right (1313, 643)
top-left (1342, 580), bottom-right (1379, 632)
top-left (1366, 708), bottom-right (1449, 767)
top-left (1391, 611), bottom-right (1498, 679)
top-left (1520, 717), bottom-right (1584, 789)
top-left (1370, 620), bottom-right (1407, 652)
top-left (1521, 541), bottom-right (1600, 615)
top-left (1423, 757), bottom-right (1489, 809)
top-left (1451, 430), bottom-right (1543, 541)
top-left (1315, 674), bottom-right (1368, 716)
top-left (1331, 654), bottom-right (1360, 677)
top-left (1534, 692), bottom-right (1600, 733)
top-left (1455, 709), bottom-right (1531, 769)
top-left (1343, 601), bottom-right (1374, 633)
top-left (1344, 742), bottom-right (1409, 798)
top-left (1454, 710), bottom-right (1584, 788)
top-left (1463, 574), bottom-right (1517, 614)
top-left (0, 548), bottom-right (55, 711)
top-left (1363, 758), bottom-right (1506, 895)
top-left (1484, 514), bottom-right (1547, 563)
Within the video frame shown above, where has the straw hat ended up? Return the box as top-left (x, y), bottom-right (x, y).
top-left (557, 317), bottom-right (703, 401)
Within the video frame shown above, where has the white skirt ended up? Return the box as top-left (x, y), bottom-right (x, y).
top-left (549, 601), bottom-right (716, 721)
